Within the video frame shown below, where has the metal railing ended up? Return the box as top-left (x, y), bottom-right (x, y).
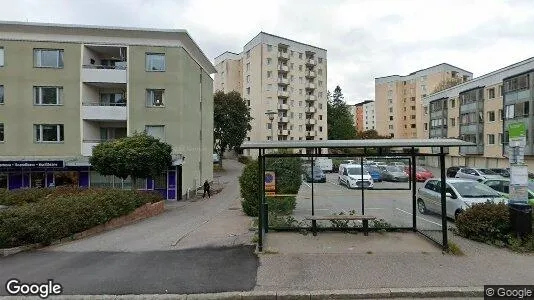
top-left (82, 101), bottom-right (126, 106)
top-left (82, 64), bottom-right (127, 70)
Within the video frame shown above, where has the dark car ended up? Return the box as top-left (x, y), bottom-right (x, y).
top-left (446, 166), bottom-right (466, 178)
top-left (489, 168), bottom-right (510, 178)
top-left (381, 166), bottom-right (409, 182)
top-left (303, 166), bottom-right (326, 183)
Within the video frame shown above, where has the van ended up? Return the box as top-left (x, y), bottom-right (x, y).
top-left (338, 164), bottom-right (374, 189)
top-left (315, 158), bottom-right (333, 173)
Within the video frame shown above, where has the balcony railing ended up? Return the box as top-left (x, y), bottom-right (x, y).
top-left (306, 95), bottom-right (316, 101)
top-left (278, 129), bottom-right (289, 136)
top-left (82, 63), bottom-right (127, 70)
top-left (278, 65), bottom-right (289, 72)
top-left (279, 117), bottom-right (289, 123)
top-left (81, 103), bottom-right (127, 120)
top-left (278, 104), bottom-right (289, 110)
top-left (305, 70), bottom-right (316, 78)
top-left (82, 64), bottom-right (127, 83)
top-left (278, 78), bottom-right (289, 85)
top-left (278, 52), bottom-right (289, 60)
top-left (277, 90), bottom-right (289, 98)
top-left (306, 119), bottom-right (317, 125)
top-left (306, 83), bottom-right (316, 90)
top-left (306, 106), bottom-right (316, 113)
top-left (82, 101), bottom-right (126, 106)
top-left (306, 130), bottom-right (317, 137)
top-left (306, 58), bottom-right (316, 66)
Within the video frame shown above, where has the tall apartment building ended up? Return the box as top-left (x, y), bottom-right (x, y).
top-left (214, 32), bottom-right (328, 156)
top-left (352, 100), bottom-right (375, 132)
top-left (0, 22), bottom-right (216, 200)
top-left (424, 57), bottom-right (534, 169)
top-left (375, 64), bottom-right (472, 140)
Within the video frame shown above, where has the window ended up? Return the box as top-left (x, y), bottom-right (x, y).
top-left (299, 89), bottom-right (303, 95)
top-left (424, 106), bottom-right (428, 115)
top-left (299, 101), bottom-right (302, 107)
top-left (267, 71), bottom-right (272, 78)
top-left (146, 89), bottom-right (165, 107)
top-left (319, 115), bottom-right (323, 120)
top-left (389, 108), bottom-right (393, 113)
top-left (299, 125), bottom-right (303, 132)
top-left (319, 126), bottom-right (323, 132)
top-left (0, 47), bottom-right (3, 67)
top-left (299, 53), bottom-right (302, 59)
top-left (266, 58), bottom-right (271, 65)
top-left (318, 58), bottom-right (323, 63)
top-left (488, 134), bottom-right (495, 145)
top-left (299, 77), bottom-right (303, 84)
top-left (0, 85), bottom-right (3, 104)
top-left (290, 63), bottom-right (294, 70)
top-left (290, 75), bottom-right (294, 82)
top-left (498, 133), bottom-right (503, 144)
top-left (424, 123), bottom-right (428, 131)
top-left (404, 116), bottom-right (407, 120)
top-left (145, 125), bottom-right (165, 141)
top-left (319, 103), bottom-right (323, 109)
top-left (267, 123), bottom-right (271, 130)
top-left (451, 99), bottom-right (455, 108)
top-left (299, 113), bottom-right (303, 119)
top-left (290, 100), bottom-right (294, 107)
top-left (299, 65), bottom-right (302, 71)
top-left (267, 45), bottom-right (272, 52)
top-left (246, 51), bottom-right (250, 58)
top-left (266, 84), bottom-right (272, 91)
top-left (0, 123), bottom-right (3, 142)
top-left (451, 118), bottom-right (456, 126)
top-left (34, 124), bottom-right (64, 142)
top-left (34, 49), bottom-right (64, 68)
top-left (318, 81), bottom-right (323, 86)
top-left (499, 109), bottom-right (503, 120)
top-left (403, 107), bottom-right (407, 112)
top-left (411, 124), bottom-right (416, 128)
top-left (499, 85), bottom-right (503, 96)
top-left (389, 116), bottom-right (393, 121)
top-left (246, 75), bottom-right (250, 83)
top-left (488, 111), bottom-right (495, 122)
top-left (34, 87), bottom-right (62, 105)
top-left (411, 106), bottom-right (416, 110)
top-left (318, 92), bottom-right (323, 98)
top-left (505, 104), bottom-right (515, 119)
top-left (145, 53), bottom-right (165, 71)
top-left (488, 88), bottom-right (495, 99)
top-left (290, 50), bottom-right (294, 57)
top-left (246, 63), bottom-right (250, 71)
top-left (389, 125), bottom-right (394, 129)
top-left (246, 87), bottom-right (250, 95)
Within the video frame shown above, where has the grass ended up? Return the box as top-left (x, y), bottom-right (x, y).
top-left (447, 241), bottom-right (465, 256)
top-left (213, 164), bottom-right (225, 172)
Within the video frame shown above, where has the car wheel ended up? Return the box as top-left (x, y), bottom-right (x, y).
top-left (454, 209), bottom-right (463, 221)
top-left (417, 199), bottom-right (427, 214)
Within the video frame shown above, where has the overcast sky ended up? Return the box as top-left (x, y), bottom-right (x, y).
top-left (2, 0), bottom-right (534, 104)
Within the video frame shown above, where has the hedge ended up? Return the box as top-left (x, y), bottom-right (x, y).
top-left (0, 188), bottom-right (163, 248)
top-left (456, 202), bottom-right (511, 244)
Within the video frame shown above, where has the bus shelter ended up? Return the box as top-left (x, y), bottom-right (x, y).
top-left (239, 139), bottom-right (474, 252)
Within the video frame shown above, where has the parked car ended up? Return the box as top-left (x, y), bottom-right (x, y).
top-left (446, 166), bottom-right (466, 178)
top-left (315, 158), bottom-right (333, 173)
top-left (389, 162), bottom-right (406, 168)
top-left (303, 166), bottom-right (326, 183)
top-left (417, 178), bottom-right (507, 220)
top-left (480, 178), bottom-right (534, 204)
top-left (405, 166), bottom-right (434, 182)
top-left (455, 167), bottom-right (503, 181)
top-left (365, 165), bottom-right (383, 182)
top-left (489, 168), bottom-right (510, 178)
top-left (213, 153), bottom-right (220, 163)
top-left (338, 164), bottom-right (374, 189)
top-left (381, 166), bottom-right (409, 182)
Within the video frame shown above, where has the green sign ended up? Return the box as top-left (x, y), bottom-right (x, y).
top-left (509, 122), bottom-right (526, 141)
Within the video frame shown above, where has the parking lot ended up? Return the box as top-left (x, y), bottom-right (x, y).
top-left (290, 171), bottom-right (454, 233)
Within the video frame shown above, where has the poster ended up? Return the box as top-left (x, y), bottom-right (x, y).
top-left (265, 171), bottom-right (276, 192)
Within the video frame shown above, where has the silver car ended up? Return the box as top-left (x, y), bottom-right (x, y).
top-left (416, 178), bottom-right (507, 220)
top-left (455, 167), bottom-right (503, 181)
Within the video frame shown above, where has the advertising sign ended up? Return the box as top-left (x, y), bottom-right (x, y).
top-left (265, 171), bottom-right (276, 192)
top-left (508, 122), bottom-right (526, 146)
top-left (0, 161), bottom-right (64, 168)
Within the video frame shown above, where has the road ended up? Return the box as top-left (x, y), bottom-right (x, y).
top-left (0, 159), bottom-right (258, 296)
top-left (292, 173), bottom-right (455, 235)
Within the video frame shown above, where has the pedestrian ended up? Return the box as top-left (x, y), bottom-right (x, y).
top-left (203, 180), bottom-right (211, 198)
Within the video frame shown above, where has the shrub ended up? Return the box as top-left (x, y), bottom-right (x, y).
top-left (0, 188), bottom-right (163, 248)
top-left (456, 202), bottom-right (511, 244)
top-left (238, 155), bottom-right (252, 165)
top-left (267, 196), bottom-right (296, 215)
top-left (239, 161), bottom-right (259, 216)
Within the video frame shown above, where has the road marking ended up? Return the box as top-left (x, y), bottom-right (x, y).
top-left (365, 207), bottom-right (385, 210)
top-left (302, 181), bottom-right (311, 188)
top-left (395, 208), bottom-right (442, 227)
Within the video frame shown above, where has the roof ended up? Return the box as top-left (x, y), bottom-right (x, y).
top-left (375, 63), bottom-right (473, 80)
top-left (0, 21), bottom-right (216, 74)
top-left (245, 31), bottom-right (328, 52)
top-left (240, 139), bottom-right (474, 149)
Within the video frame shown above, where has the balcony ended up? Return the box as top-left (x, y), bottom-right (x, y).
top-left (278, 52), bottom-right (289, 60)
top-left (306, 58), bottom-right (316, 66)
top-left (278, 78), bottom-right (289, 85)
top-left (306, 106), bottom-right (316, 113)
top-left (306, 130), bottom-right (317, 137)
top-left (277, 90), bottom-right (289, 98)
top-left (305, 83), bottom-right (316, 90)
top-left (278, 65), bottom-right (289, 73)
top-left (305, 70), bottom-right (316, 78)
top-left (82, 102), bottom-right (127, 121)
top-left (82, 64), bottom-right (127, 84)
top-left (460, 145), bottom-right (484, 155)
top-left (278, 129), bottom-right (289, 136)
top-left (306, 95), bottom-right (316, 101)
top-left (279, 117), bottom-right (289, 123)
top-left (278, 104), bottom-right (289, 110)
top-left (306, 119), bottom-right (317, 125)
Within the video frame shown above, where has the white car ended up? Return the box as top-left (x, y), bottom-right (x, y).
top-left (455, 167), bottom-right (503, 181)
top-left (417, 178), bottom-right (507, 220)
top-left (212, 153), bottom-right (220, 163)
top-left (338, 164), bottom-right (374, 189)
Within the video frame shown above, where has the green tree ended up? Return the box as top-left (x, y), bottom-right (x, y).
top-left (327, 85), bottom-right (357, 140)
top-left (214, 91), bottom-right (252, 166)
top-left (356, 129), bottom-right (391, 140)
top-left (432, 77), bottom-right (465, 94)
top-left (89, 132), bottom-right (173, 188)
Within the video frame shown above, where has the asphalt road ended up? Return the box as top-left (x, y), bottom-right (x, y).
top-left (293, 173), bottom-right (455, 233)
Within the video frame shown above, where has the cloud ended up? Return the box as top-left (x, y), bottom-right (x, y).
top-left (1, 0), bottom-right (534, 103)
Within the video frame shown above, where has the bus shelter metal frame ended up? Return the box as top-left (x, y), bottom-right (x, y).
top-left (240, 139), bottom-right (474, 252)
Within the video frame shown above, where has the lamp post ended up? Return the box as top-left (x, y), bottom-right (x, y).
top-left (265, 110), bottom-right (276, 141)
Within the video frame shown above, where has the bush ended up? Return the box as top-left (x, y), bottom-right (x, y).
top-left (240, 161), bottom-right (259, 216)
top-left (456, 202), bottom-right (511, 244)
top-left (267, 196), bottom-right (296, 215)
top-left (0, 188), bottom-right (163, 248)
top-left (238, 155), bottom-right (252, 165)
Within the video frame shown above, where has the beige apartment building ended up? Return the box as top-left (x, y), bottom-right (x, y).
top-left (214, 32), bottom-right (328, 156)
top-left (375, 64), bottom-right (473, 141)
top-left (0, 22), bottom-right (216, 200)
top-left (424, 57), bottom-right (534, 170)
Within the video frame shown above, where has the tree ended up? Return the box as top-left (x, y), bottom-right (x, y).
top-left (89, 132), bottom-right (173, 188)
top-left (214, 91), bottom-right (252, 166)
top-left (356, 129), bottom-right (391, 140)
top-left (327, 85), bottom-right (357, 140)
top-left (432, 77), bottom-right (465, 94)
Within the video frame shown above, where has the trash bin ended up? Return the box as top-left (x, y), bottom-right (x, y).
top-left (508, 203), bottom-right (533, 237)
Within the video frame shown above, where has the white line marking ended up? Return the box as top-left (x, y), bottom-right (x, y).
top-left (395, 208), bottom-right (442, 227)
top-left (302, 181), bottom-right (311, 188)
top-left (365, 207), bottom-right (385, 210)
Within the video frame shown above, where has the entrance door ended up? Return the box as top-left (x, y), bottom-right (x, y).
top-left (153, 172), bottom-right (167, 199)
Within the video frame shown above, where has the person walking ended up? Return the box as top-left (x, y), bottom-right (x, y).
top-left (203, 180), bottom-right (211, 198)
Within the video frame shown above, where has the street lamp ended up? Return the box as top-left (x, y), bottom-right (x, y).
top-left (265, 110), bottom-right (276, 141)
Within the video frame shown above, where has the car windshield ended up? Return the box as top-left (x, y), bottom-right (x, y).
top-left (478, 169), bottom-right (497, 175)
top-left (367, 166), bottom-right (380, 172)
top-left (416, 167), bottom-right (428, 172)
top-left (307, 167), bottom-right (322, 174)
top-left (347, 167), bottom-right (369, 175)
top-left (386, 166), bottom-right (402, 172)
top-left (450, 181), bottom-right (501, 198)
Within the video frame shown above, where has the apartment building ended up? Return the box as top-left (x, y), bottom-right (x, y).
top-left (375, 64), bottom-right (472, 140)
top-left (214, 32), bottom-right (328, 156)
top-left (0, 22), bottom-right (216, 200)
top-left (424, 57), bottom-right (534, 169)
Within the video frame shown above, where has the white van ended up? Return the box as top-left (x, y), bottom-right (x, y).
top-left (315, 158), bottom-right (333, 173)
top-left (338, 164), bottom-right (374, 189)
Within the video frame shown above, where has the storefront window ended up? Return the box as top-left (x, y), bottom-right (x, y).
top-left (89, 171), bottom-right (113, 188)
top-left (154, 173), bottom-right (166, 189)
top-left (54, 171), bottom-right (79, 187)
top-left (0, 173), bottom-right (7, 189)
top-left (31, 172), bottom-right (46, 188)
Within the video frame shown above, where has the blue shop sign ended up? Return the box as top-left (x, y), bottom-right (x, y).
top-left (0, 161), bottom-right (64, 168)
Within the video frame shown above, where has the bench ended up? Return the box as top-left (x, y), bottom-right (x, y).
top-left (305, 215), bottom-right (377, 236)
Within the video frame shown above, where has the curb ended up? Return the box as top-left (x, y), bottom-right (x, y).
top-left (2, 286), bottom-right (484, 299)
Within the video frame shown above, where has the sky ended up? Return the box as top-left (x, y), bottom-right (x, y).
top-left (2, 0), bottom-right (534, 104)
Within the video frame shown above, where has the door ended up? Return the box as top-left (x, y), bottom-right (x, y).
top-left (153, 172), bottom-right (167, 199)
